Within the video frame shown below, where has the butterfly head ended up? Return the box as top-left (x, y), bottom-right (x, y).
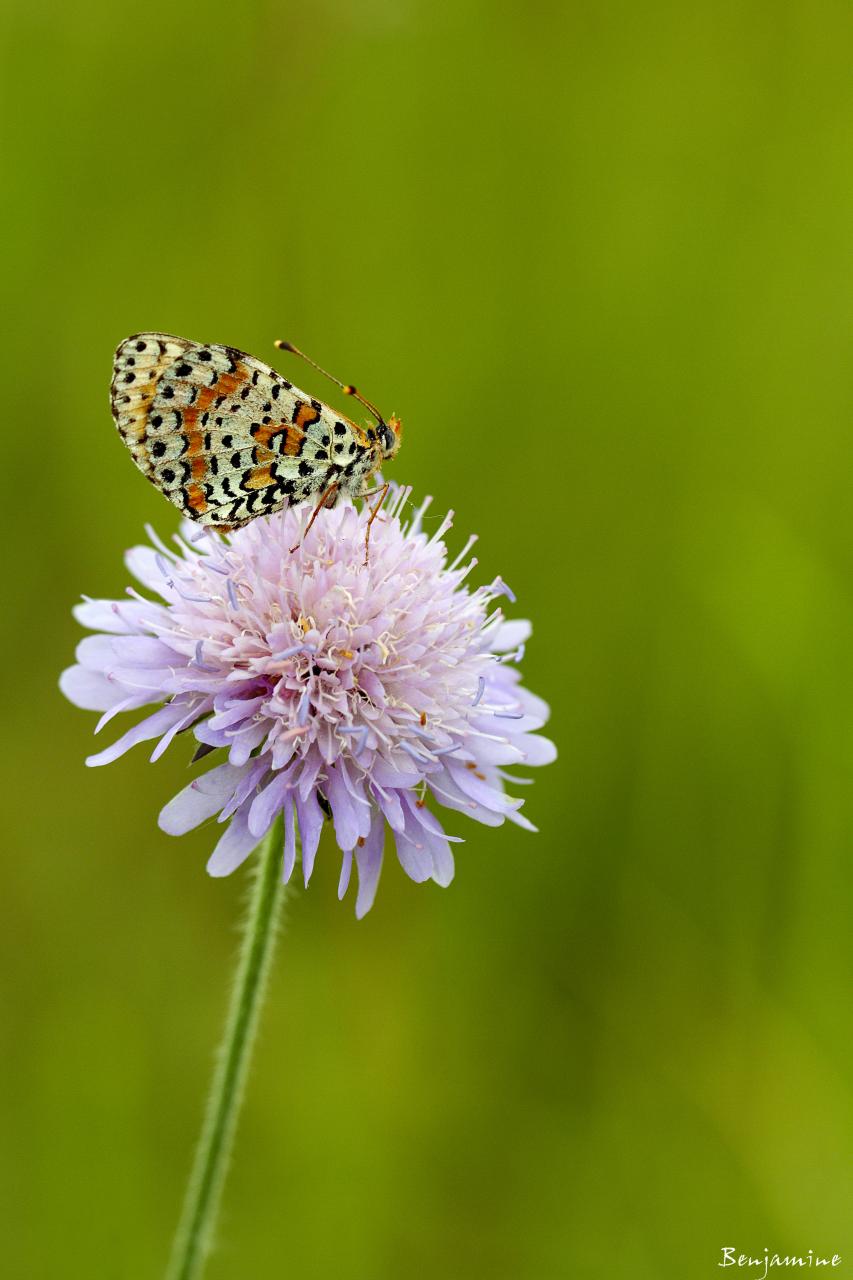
top-left (378, 414), bottom-right (403, 461)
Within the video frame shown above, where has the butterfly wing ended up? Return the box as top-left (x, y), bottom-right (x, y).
top-left (111, 333), bottom-right (376, 528)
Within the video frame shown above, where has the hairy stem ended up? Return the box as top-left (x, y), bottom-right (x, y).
top-left (165, 822), bottom-right (287, 1280)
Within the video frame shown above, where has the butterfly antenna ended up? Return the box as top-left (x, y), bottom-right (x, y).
top-left (274, 340), bottom-right (386, 425)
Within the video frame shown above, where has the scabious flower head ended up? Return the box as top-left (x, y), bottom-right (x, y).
top-left (60, 488), bottom-right (556, 915)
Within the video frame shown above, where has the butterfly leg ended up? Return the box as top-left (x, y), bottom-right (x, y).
top-left (290, 481), bottom-right (339, 553)
top-left (362, 481), bottom-right (390, 565)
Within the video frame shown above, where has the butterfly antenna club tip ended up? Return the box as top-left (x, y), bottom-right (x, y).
top-left (274, 339), bottom-right (386, 425)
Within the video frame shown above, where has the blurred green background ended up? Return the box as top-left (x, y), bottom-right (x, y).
top-left (3, 1), bottom-right (853, 1276)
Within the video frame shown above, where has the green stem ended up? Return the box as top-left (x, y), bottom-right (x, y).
top-left (165, 821), bottom-right (288, 1280)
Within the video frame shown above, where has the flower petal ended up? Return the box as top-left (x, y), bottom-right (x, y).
top-left (354, 810), bottom-right (385, 918)
top-left (394, 830), bottom-right (434, 883)
top-left (150, 702), bottom-right (206, 761)
top-left (248, 771), bottom-right (292, 839)
top-left (491, 619), bottom-right (532, 651)
top-left (228, 720), bottom-right (269, 767)
top-left (218, 758), bottom-right (268, 821)
top-left (400, 795), bottom-right (456, 887)
top-left (471, 710), bottom-right (546, 735)
top-left (427, 831), bottom-right (455, 886)
top-left (324, 765), bottom-right (363, 851)
top-left (446, 760), bottom-right (522, 813)
top-left (429, 773), bottom-right (505, 826)
top-left (507, 807), bottom-right (539, 833)
top-left (338, 847), bottom-right (353, 899)
top-left (86, 704), bottom-right (188, 767)
top-left (76, 633), bottom-right (182, 671)
top-left (462, 736), bottom-right (526, 767)
top-left (393, 806), bottom-right (437, 884)
top-left (193, 721), bottom-right (232, 749)
top-left (125, 545), bottom-right (177, 598)
top-left (207, 806), bottom-right (264, 877)
top-left (59, 665), bottom-right (128, 712)
top-left (73, 598), bottom-right (165, 634)
top-left (295, 791), bottom-right (324, 886)
top-left (514, 687), bottom-right (551, 723)
top-left (368, 758), bottom-right (423, 789)
top-left (518, 734), bottom-right (558, 766)
top-left (374, 786), bottom-right (405, 832)
top-left (283, 797), bottom-right (297, 883)
top-left (159, 762), bottom-right (252, 836)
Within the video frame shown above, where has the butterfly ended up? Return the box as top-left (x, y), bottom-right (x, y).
top-left (110, 332), bottom-right (402, 555)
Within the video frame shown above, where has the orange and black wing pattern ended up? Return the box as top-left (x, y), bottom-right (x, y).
top-left (110, 333), bottom-right (378, 527)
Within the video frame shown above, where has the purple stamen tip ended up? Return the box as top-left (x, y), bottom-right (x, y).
top-left (226, 580), bottom-right (238, 610)
top-left (273, 643), bottom-right (317, 661)
top-left (174, 583), bottom-right (210, 603)
top-left (494, 710), bottom-right (524, 720)
top-left (190, 640), bottom-right (218, 672)
top-left (472, 675), bottom-right (486, 707)
top-left (499, 642), bottom-right (525, 664)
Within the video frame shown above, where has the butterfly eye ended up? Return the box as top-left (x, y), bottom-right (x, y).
top-left (379, 424), bottom-right (396, 455)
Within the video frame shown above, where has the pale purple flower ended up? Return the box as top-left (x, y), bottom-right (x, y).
top-left (60, 488), bottom-right (556, 916)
